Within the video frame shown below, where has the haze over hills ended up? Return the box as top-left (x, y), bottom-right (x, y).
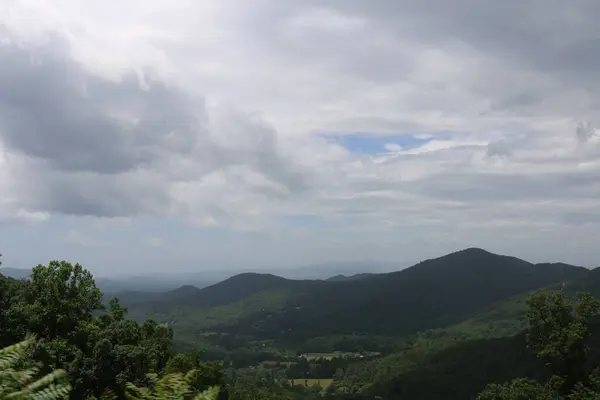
top-left (0, 267), bottom-right (30, 280)
top-left (0, 267), bottom-right (217, 294)
top-left (122, 248), bottom-right (588, 348)
top-left (0, 260), bottom-right (399, 296)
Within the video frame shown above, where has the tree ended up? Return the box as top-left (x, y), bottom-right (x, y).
top-left (477, 378), bottom-right (561, 400)
top-left (22, 261), bottom-right (104, 341)
top-left (476, 289), bottom-right (600, 399)
top-left (0, 275), bottom-right (27, 348)
top-left (526, 290), bottom-right (600, 393)
top-left (1, 261), bottom-right (182, 398)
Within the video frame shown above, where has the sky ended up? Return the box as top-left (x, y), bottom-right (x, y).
top-left (1, 0), bottom-right (599, 275)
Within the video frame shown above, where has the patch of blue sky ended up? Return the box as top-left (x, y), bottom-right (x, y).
top-left (317, 132), bottom-right (453, 154)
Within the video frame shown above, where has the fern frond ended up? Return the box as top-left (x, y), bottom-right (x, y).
top-left (193, 386), bottom-right (219, 400)
top-left (0, 339), bottom-right (70, 400)
top-left (0, 339), bottom-right (34, 370)
top-left (123, 371), bottom-right (219, 400)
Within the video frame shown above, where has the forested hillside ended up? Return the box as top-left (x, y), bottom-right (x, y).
top-left (124, 248), bottom-right (587, 349)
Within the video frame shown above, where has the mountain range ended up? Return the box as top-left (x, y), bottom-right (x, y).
top-left (121, 248), bottom-right (589, 347)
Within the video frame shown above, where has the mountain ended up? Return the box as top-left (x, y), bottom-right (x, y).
top-left (124, 248), bottom-right (588, 347)
top-left (429, 264), bottom-right (600, 340)
top-left (241, 248), bottom-right (586, 340)
top-left (332, 265), bottom-right (600, 399)
top-left (341, 330), bottom-right (546, 400)
top-left (326, 273), bottom-right (378, 282)
top-left (127, 273), bottom-right (294, 308)
top-left (341, 317), bottom-right (600, 400)
top-left (0, 267), bottom-right (31, 280)
top-left (264, 261), bottom-right (406, 280)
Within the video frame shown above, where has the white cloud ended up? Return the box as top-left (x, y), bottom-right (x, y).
top-left (146, 237), bottom-right (164, 248)
top-left (383, 143), bottom-right (403, 152)
top-left (1, 0), bottom-right (599, 270)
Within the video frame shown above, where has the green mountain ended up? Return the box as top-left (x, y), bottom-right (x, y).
top-left (325, 273), bottom-right (378, 282)
top-left (337, 315), bottom-right (600, 400)
top-left (426, 264), bottom-right (600, 340)
top-left (331, 266), bottom-right (600, 399)
top-left (124, 248), bottom-right (587, 348)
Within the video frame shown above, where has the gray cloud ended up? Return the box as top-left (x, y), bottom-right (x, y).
top-left (0, 32), bottom-right (313, 219)
top-left (486, 141), bottom-right (512, 159)
top-left (409, 171), bottom-right (600, 203)
top-left (576, 121), bottom-right (598, 143)
top-left (561, 211), bottom-right (600, 226)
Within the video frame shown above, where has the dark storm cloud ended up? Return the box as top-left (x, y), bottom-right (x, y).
top-left (0, 36), bottom-right (204, 174)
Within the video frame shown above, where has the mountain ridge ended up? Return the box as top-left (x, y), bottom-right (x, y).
top-left (122, 247), bottom-right (588, 346)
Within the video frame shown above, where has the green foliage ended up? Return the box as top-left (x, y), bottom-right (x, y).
top-left (122, 371), bottom-right (219, 400)
top-left (476, 378), bottom-right (560, 400)
top-left (526, 290), bottom-right (600, 393)
top-left (22, 261), bottom-right (104, 341)
top-left (226, 382), bottom-right (289, 400)
top-left (0, 338), bottom-right (71, 400)
top-left (164, 355), bottom-right (195, 375)
top-left (0, 275), bottom-right (28, 348)
top-left (225, 368), bottom-right (294, 400)
top-left (475, 289), bottom-right (600, 399)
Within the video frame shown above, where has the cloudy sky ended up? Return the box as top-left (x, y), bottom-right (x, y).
top-left (1, 0), bottom-right (599, 275)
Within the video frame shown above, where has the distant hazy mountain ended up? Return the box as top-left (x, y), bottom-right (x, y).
top-left (96, 275), bottom-right (217, 295)
top-left (326, 273), bottom-right (378, 282)
top-left (0, 267), bottom-right (216, 294)
top-left (0, 267), bottom-right (30, 280)
top-left (1, 260), bottom-right (402, 294)
top-left (261, 261), bottom-right (408, 280)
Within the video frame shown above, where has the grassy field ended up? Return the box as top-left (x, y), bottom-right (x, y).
top-left (291, 378), bottom-right (333, 389)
